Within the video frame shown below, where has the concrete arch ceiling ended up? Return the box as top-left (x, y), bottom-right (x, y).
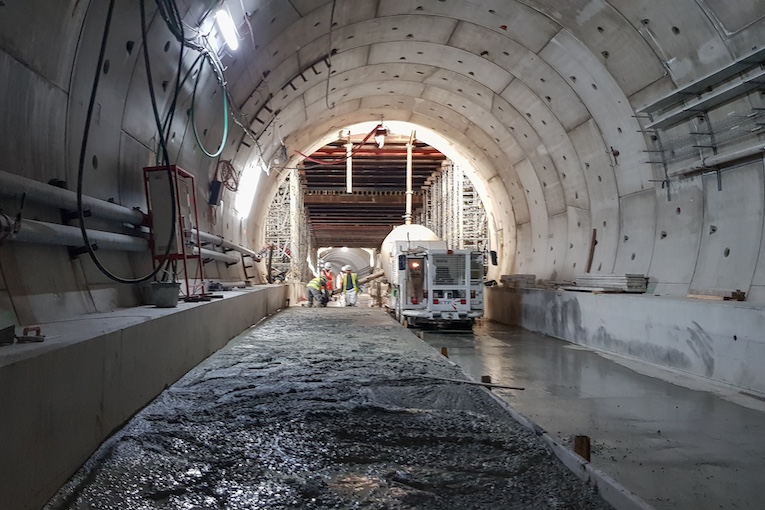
top-left (228, 0), bottom-right (747, 279)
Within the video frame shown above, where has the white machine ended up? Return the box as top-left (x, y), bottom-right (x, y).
top-left (380, 225), bottom-right (485, 328)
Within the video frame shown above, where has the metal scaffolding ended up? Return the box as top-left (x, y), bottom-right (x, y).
top-left (264, 170), bottom-right (312, 282)
top-left (417, 162), bottom-right (487, 251)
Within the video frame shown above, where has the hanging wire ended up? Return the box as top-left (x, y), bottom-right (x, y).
top-left (75, 0), bottom-right (178, 284)
top-left (324, 0), bottom-right (337, 110)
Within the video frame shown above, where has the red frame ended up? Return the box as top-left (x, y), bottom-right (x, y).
top-left (143, 165), bottom-right (205, 298)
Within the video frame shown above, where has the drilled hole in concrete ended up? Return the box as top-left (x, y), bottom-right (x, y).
top-left (126, 40), bottom-right (135, 55)
top-left (603, 221), bottom-right (607, 227)
top-left (481, 51), bottom-right (489, 56)
top-left (400, 56), bottom-right (406, 60)
top-left (672, 26), bottom-right (680, 34)
top-left (676, 207), bottom-right (681, 215)
top-left (602, 51), bottom-right (609, 59)
top-left (631, 253), bottom-right (635, 260)
top-left (458, 60), bottom-right (463, 64)
top-left (503, 51), bottom-right (509, 56)
top-left (562, 173), bottom-right (566, 179)
top-left (271, 17), bottom-right (277, 23)
top-left (573, 262), bottom-right (577, 268)
top-left (598, 175), bottom-right (602, 182)
top-left (542, 120), bottom-right (547, 125)
top-left (661, 231), bottom-right (667, 239)
top-left (710, 225), bottom-right (717, 234)
top-left (102, 60), bottom-right (110, 74)
top-left (347, 35), bottom-right (353, 39)
top-left (598, 263), bottom-right (602, 271)
top-left (457, 88), bottom-right (463, 92)
top-left (545, 96), bottom-right (551, 102)
top-left (617, 127), bottom-right (623, 133)
top-left (569, 243), bottom-right (574, 249)
top-left (597, 26), bottom-right (604, 33)
top-left (314, 21), bottom-right (320, 27)
top-left (161, 80), bottom-right (168, 92)
top-left (623, 235), bottom-right (629, 242)
top-left (641, 19), bottom-right (650, 25)
top-left (523, 133), bottom-right (528, 138)
top-left (526, 113), bottom-right (531, 118)
top-left (550, 246), bottom-right (554, 251)
top-left (469, 71), bottom-right (475, 76)
top-left (489, 9), bottom-right (495, 13)
top-left (203, 129), bottom-right (208, 136)
top-left (163, 41), bottom-right (170, 52)
top-left (570, 76), bottom-right (577, 82)
top-left (416, 6), bottom-right (423, 10)
top-left (392, 27), bottom-right (398, 30)
top-left (577, 221), bottom-right (581, 227)
top-left (540, 78), bottom-right (546, 83)
top-left (724, 247), bottom-right (730, 257)
top-left (592, 83), bottom-right (598, 90)
top-left (543, 182), bottom-right (547, 187)
top-left (562, 155), bottom-right (567, 161)
top-left (92, 155), bottom-right (98, 169)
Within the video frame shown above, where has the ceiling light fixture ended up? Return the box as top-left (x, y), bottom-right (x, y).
top-left (215, 9), bottom-right (239, 51)
top-left (374, 125), bottom-right (389, 148)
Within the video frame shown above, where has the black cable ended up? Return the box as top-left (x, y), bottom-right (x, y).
top-left (75, 0), bottom-right (176, 284)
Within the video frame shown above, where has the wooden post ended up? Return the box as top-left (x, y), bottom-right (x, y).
top-left (574, 435), bottom-right (591, 461)
top-left (440, 347), bottom-right (449, 357)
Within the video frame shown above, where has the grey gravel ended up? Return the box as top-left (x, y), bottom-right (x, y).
top-left (46, 307), bottom-right (611, 510)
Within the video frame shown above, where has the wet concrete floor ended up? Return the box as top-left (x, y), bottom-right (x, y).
top-left (420, 321), bottom-right (765, 510)
top-left (46, 307), bottom-right (609, 510)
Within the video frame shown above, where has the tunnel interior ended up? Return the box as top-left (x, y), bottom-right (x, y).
top-left (2, 2), bottom-right (765, 509)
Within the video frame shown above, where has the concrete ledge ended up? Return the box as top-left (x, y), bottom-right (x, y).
top-left (0, 285), bottom-right (289, 510)
top-left (486, 287), bottom-right (765, 396)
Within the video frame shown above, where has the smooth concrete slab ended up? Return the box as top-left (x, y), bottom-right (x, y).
top-left (419, 321), bottom-right (765, 510)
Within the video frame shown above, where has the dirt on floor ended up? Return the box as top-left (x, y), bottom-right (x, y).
top-left (46, 307), bottom-right (611, 510)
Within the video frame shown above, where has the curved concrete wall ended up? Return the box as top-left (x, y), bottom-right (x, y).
top-left (1, 1), bottom-right (764, 319)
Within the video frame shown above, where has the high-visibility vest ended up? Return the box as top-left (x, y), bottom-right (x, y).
top-left (307, 277), bottom-right (324, 290)
top-left (340, 273), bottom-right (359, 291)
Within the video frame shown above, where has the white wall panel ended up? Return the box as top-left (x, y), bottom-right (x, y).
top-left (613, 189), bottom-right (656, 274)
top-left (690, 163), bottom-right (764, 293)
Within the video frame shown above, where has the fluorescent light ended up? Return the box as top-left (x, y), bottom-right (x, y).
top-left (215, 9), bottom-right (239, 51)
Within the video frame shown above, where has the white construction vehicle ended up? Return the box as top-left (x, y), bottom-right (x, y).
top-left (380, 224), bottom-right (487, 329)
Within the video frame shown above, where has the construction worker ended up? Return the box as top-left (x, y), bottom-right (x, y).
top-left (340, 265), bottom-right (359, 306)
top-left (321, 262), bottom-right (334, 303)
top-left (306, 276), bottom-right (327, 307)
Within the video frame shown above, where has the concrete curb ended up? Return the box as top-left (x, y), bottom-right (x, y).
top-left (418, 333), bottom-right (655, 510)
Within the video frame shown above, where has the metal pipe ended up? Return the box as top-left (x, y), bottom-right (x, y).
top-left (405, 138), bottom-right (413, 225)
top-left (190, 229), bottom-right (260, 259)
top-left (684, 144), bottom-right (765, 174)
top-left (0, 170), bottom-right (146, 226)
top-left (192, 246), bottom-right (240, 264)
top-left (1, 217), bottom-right (148, 251)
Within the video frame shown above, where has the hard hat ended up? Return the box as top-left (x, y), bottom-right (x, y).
top-left (324, 262), bottom-right (332, 270)
top-left (342, 265), bottom-right (352, 272)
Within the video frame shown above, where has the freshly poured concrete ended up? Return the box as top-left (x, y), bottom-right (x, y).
top-left (421, 322), bottom-right (765, 510)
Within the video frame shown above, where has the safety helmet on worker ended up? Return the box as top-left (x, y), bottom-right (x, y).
top-left (323, 262), bottom-right (332, 270)
top-left (342, 265), bottom-right (352, 272)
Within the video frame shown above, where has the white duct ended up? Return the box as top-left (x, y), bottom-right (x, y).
top-left (189, 229), bottom-right (259, 259)
top-left (0, 217), bottom-right (148, 251)
top-left (192, 246), bottom-right (240, 264)
top-left (405, 139), bottom-right (413, 224)
top-left (0, 170), bottom-right (145, 226)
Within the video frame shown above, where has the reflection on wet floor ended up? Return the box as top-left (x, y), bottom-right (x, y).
top-left (419, 321), bottom-right (765, 510)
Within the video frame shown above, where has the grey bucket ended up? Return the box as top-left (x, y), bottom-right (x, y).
top-left (151, 281), bottom-right (180, 308)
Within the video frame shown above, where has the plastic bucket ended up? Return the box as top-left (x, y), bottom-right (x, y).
top-left (151, 281), bottom-right (180, 308)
